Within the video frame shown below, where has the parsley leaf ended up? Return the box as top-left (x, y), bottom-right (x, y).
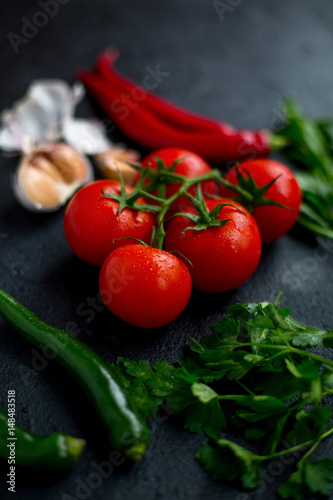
top-left (173, 371), bottom-right (226, 434)
top-left (285, 407), bottom-right (331, 446)
top-left (114, 358), bottom-right (165, 419)
top-left (179, 357), bottom-right (227, 383)
top-left (196, 438), bottom-right (262, 489)
top-left (233, 395), bottom-right (291, 454)
top-left (278, 459), bottom-right (333, 499)
top-left (278, 465), bottom-right (304, 500)
top-left (184, 396), bottom-right (225, 435)
top-left (303, 459), bottom-right (333, 496)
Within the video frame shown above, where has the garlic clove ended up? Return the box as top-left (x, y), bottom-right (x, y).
top-left (14, 143), bottom-right (93, 212)
top-left (29, 153), bottom-right (65, 183)
top-left (94, 147), bottom-right (140, 186)
top-left (41, 143), bottom-right (90, 183)
top-left (19, 161), bottom-right (62, 209)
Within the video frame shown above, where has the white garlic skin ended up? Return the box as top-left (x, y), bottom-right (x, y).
top-left (14, 143), bottom-right (94, 212)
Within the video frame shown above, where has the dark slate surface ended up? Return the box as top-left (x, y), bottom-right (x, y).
top-left (1, 0), bottom-right (333, 498)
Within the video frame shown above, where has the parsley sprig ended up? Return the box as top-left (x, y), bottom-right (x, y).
top-left (112, 299), bottom-right (333, 499)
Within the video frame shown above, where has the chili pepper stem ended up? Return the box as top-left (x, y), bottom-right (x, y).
top-left (270, 134), bottom-right (289, 151)
top-left (126, 442), bottom-right (150, 462)
top-left (64, 436), bottom-right (87, 460)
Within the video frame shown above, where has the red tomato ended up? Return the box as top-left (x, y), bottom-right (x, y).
top-left (99, 244), bottom-right (192, 328)
top-left (218, 159), bottom-right (301, 243)
top-left (64, 180), bottom-right (155, 266)
top-left (136, 148), bottom-right (216, 212)
top-left (165, 199), bottom-right (261, 293)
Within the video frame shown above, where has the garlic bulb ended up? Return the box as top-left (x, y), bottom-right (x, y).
top-left (14, 143), bottom-right (93, 212)
top-left (94, 147), bottom-right (140, 185)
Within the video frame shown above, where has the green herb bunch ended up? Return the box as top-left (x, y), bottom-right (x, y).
top-left (278, 100), bottom-right (333, 239)
top-left (112, 295), bottom-right (333, 499)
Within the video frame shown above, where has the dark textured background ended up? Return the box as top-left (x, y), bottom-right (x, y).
top-left (1, 0), bottom-right (333, 499)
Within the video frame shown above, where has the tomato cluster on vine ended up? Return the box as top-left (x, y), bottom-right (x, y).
top-left (64, 147), bottom-right (301, 328)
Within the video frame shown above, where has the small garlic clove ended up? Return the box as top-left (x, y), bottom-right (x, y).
top-left (29, 153), bottom-right (65, 184)
top-left (42, 143), bottom-right (90, 183)
top-left (94, 147), bottom-right (140, 186)
top-left (13, 143), bottom-right (93, 212)
top-left (19, 161), bottom-right (62, 209)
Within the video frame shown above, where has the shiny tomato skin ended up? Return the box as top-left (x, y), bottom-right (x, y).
top-left (218, 159), bottom-right (301, 243)
top-left (99, 244), bottom-right (192, 328)
top-left (165, 199), bottom-right (261, 293)
top-left (64, 180), bottom-right (155, 266)
top-left (137, 148), bottom-right (216, 211)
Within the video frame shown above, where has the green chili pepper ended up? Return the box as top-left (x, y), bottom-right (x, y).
top-left (0, 406), bottom-right (85, 469)
top-left (0, 289), bottom-right (151, 462)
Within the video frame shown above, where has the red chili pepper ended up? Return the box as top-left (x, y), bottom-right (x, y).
top-left (78, 50), bottom-right (271, 164)
top-left (79, 70), bottom-right (237, 160)
top-left (94, 49), bottom-right (226, 135)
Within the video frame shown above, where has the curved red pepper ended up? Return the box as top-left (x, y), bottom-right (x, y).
top-left (79, 70), bottom-right (220, 146)
top-left (94, 49), bottom-right (226, 135)
top-left (78, 51), bottom-right (270, 164)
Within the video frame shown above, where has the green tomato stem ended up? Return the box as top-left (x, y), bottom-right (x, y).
top-left (211, 171), bottom-right (254, 202)
top-left (136, 190), bottom-right (166, 204)
top-left (151, 175), bottom-right (213, 249)
top-left (141, 169), bottom-right (255, 249)
top-left (182, 191), bottom-right (211, 224)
